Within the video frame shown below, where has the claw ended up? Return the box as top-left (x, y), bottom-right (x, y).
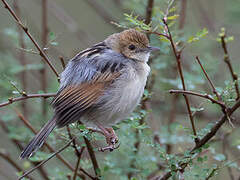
top-left (98, 142), bottom-right (120, 152)
top-left (95, 124), bottom-right (121, 152)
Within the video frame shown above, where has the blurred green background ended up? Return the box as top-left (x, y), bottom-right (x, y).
top-left (0, 0), bottom-right (240, 179)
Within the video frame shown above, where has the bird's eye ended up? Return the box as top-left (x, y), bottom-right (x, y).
top-left (128, 44), bottom-right (136, 50)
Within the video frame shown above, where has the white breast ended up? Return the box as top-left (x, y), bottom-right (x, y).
top-left (101, 62), bottom-right (150, 125)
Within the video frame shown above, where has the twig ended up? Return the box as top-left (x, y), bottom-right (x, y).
top-left (0, 120), bottom-right (49, 180)
top-left (59, 56), bottom-right (66, 69)
top-left (0, 93), bottom-right (56, 108)
top-left (162, 18), bottom-right (198, 142)
top-left (79, 168), bottom-right (96, 180)
top-left (13, 0), bottom-right (28, 118)
top-left (18, 139), bottom-right (74, 180)
top-left (195, 56), bottom-right (222, 101)
top-left (159, 99), bottom-right (240, 179)
top-left (41, 0), bottom-right (49, 121)
top-left (83, 137), bottom-right (100, 179)
top-left (169, 90), bottom-right (225, 108)
top-left (1, 0), bottom-right (59, 78)
top-left (73, 147), bottom-right (85, 180)
top-left (166, 0), bottom-right (187, 155)
top-left (15, 110), bottom-right (84, 178)
top-left (145, 0), bottom-right (154, 40)
top-left (0, 150), bottom-right (34, 180)
top-left (220, 34), bottom-right (240, 100)
top-left (146, 30), bottom-right (169, 39)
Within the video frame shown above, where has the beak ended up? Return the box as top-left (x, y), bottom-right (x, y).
top-left (147, 46), bottom-right (160, 52)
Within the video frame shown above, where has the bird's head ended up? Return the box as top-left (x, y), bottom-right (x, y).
top-left (104, 29), bottom-right (159, 62)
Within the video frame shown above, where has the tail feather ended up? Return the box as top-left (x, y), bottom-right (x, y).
top-left (20, 118), bottom-right (57, 159)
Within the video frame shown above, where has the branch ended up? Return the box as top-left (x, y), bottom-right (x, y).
top-left (220, 34), bottom-right (240, 100)
top-left (0, 93), bottom-right (56, 108)
top-left (159, 99), bottom-right (240, 179)
top-left (1, 0), bottom-right (59, 78)
top-left (145, 0), bottom-right (154, 25)
top-left (15, 110), bottom-right (84, 178)
top-left (162, 18), bottom-right (198, 142)
top-left (195, 56), bottom-right (221, 101)
top-left (0, 120), bottom-right (49, 180)
top-left (59, 56), bottom-right (66, 69)
top-left (169, 90), bottom-right (225, 108)
top-left (83, 137), bottom-right (100, 179)
top-left (73, 147), bottom-right (85, 180)
top-left (18, 139), bottom-right (74, 180)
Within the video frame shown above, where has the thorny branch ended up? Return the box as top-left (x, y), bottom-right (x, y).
top-left (169, 90), bottom-right (225, 108)
top-left (73, 147), bottom-right (85, 180)
top-left (0, 120), bottom-right (49, 180)
top-left (1, 0), bottom-right (59, 78)
top-left (220, 33), bottom-right (240, 100)
top-left (15, 110), bottom-right (85, 179)
top-left (162, 18), bottom-right (198, 142)
top-left (196, 56), bottom-right (222, 101)
top-left (18, 139), bottom-right (74, 180)
top-left (0, 93), bottom-right (56, 108)
top-left (159, 99), bottom-right (240, 180)
top-left (83, 137), bottom-right (100, 179)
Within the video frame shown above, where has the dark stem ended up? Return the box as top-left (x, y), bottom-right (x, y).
top-left (0, 93), bottom-right (56, 108)
top-left (163, 19), bottom-right (198, 142)
top-left (15, 110), bottom-right (84, 178)
top-left (195, 56), bottom-right (222, 101)
top-left (73, 147), bottom-right (85, 180)
top-left (83, 137), bottom-right (100, 179)
top-left (18, 139), bottom-right (74, 180)
top-left (169, 89), bottom-right (225, 108)
top-left (59, 56), bottom-right (66, 69)
top-left (220, 35), bottom-right (240, 100)
top-left (1, 0), bottom-right (59, 78)
top-left (159, 99), bottom-right (240, 179)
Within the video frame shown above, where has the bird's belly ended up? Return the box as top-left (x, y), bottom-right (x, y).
top-left (99, 76), bottom-right (147, 126)
top-left (83, 63), bottom-right (150, 127)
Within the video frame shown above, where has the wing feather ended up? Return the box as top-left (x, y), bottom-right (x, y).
top-left (53, 71), bottom-right (120, 127)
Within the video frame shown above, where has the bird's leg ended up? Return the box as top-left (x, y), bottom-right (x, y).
top-left (95, 123), bottom-right (120, 152)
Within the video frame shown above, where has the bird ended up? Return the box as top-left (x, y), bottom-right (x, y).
top-left (20, 29), bottom-right (159, 158)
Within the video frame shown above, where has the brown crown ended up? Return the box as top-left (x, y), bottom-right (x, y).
top-left (118, 29), bottom-right (149, 47)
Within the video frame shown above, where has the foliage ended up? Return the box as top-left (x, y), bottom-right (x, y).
top-left (0, 0), bottom-right (240, 180)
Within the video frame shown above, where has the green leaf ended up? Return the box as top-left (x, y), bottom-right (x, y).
top-left (167, 14), bottom-right (179, 20)
top-left (187, 28), bottom-right (208, 43)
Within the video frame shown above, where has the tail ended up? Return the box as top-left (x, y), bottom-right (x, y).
top-left (20, 118), bottom-right (57, 159)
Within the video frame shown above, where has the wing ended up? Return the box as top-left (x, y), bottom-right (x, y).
top-left (52, 42), bottom-right (126, 127)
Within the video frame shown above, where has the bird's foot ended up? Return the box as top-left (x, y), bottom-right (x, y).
top-left (97, 127), bottom-right (120, 152)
